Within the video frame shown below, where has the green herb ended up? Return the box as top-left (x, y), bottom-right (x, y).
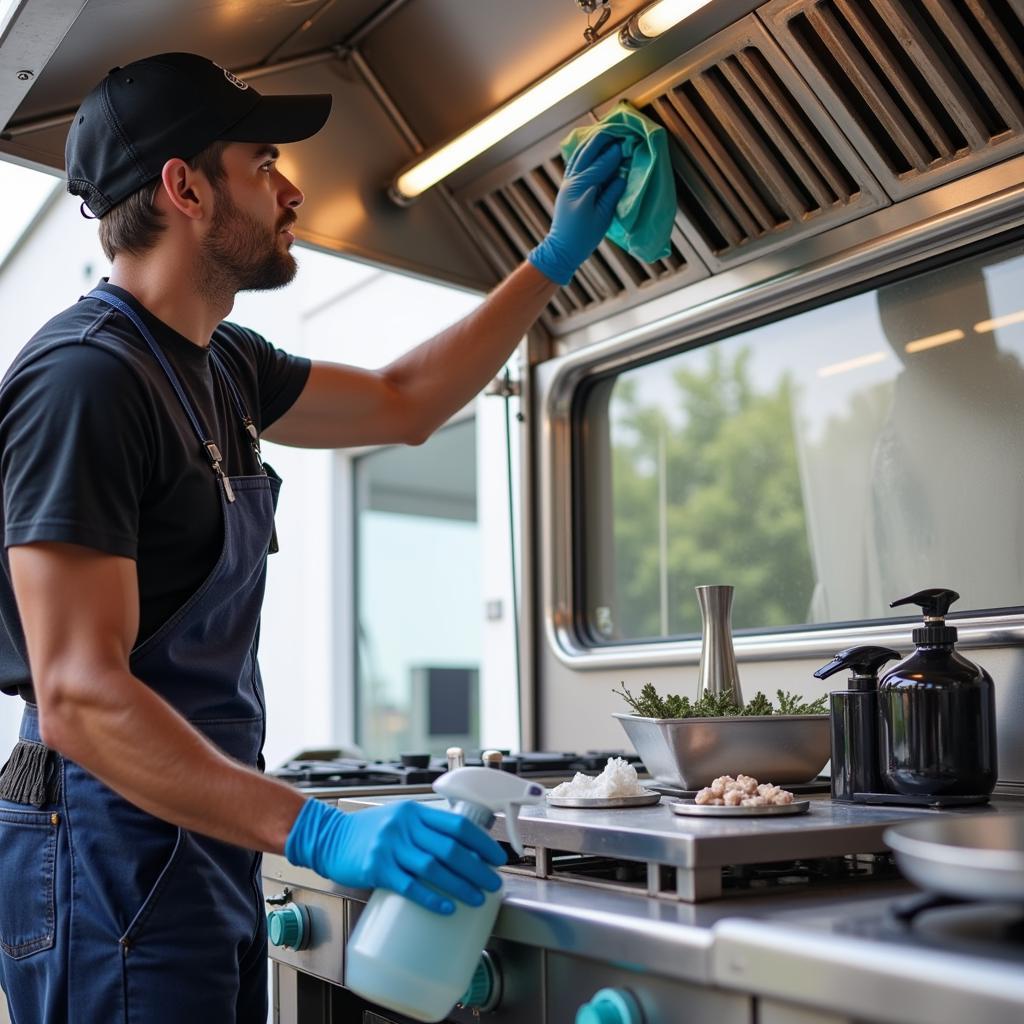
top-left (614, 682), bottom-right (825, 718)
top-left (739, 691), bottom-right (774, 717)
top-left (775, 689), bottom-right (828, 715)
top-left (612, 682), bottom-right (691, 718)
top-left (690, 690), bottom-right (742, 717)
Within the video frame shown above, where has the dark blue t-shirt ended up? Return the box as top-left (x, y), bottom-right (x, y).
top-left (0, 281), bottom-right (310, 700)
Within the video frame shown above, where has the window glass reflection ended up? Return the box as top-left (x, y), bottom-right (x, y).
top-left (583, 240), bottom-right (1024, 642)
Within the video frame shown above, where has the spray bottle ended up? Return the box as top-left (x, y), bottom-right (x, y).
top-left (345, 766), bottom-right (545, 1022)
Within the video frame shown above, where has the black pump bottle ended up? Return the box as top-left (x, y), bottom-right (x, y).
top-left (814, 646), bottom-right (900, 802)
top-left (878, 588), bottom-right (997, 798)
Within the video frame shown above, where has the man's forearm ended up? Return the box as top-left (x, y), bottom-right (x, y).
top-left (39, 666), bottom-right (304, 854)
top-left (384, 261), bottom-right (557, 440)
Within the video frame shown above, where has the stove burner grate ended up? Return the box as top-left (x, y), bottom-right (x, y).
top-left (840, 891), bottom-right (1024, 963)
top-left (271, 750), bottom-right (644, 789)
top-left (502, 848), bottom-right (898, 903)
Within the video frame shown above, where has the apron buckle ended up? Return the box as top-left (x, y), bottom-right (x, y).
top-left (203, 441), bottom-right (236, 503)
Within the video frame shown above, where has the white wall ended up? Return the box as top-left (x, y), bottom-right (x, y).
top-left (0, 186), bottom-right (521, 769)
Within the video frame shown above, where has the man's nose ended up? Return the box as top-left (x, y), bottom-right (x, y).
top-left (280, 174), bottom-right (304, 209)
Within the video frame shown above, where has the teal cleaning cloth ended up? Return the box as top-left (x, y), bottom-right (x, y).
top-left (560, 101), bottom-right (676, 263)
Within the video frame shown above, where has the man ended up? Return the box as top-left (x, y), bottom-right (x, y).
top-left (0, 53), bottom-right (625, 1022)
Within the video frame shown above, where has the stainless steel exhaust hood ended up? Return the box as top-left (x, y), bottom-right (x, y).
top-left (2, 0), bottom-right (1023, 325)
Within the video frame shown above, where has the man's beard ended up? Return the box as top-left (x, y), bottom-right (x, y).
top-left (197, 188), bottom-right (297, 301)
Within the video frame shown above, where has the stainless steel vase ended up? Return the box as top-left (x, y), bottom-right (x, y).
top-left (695, 585), bottom-right (743, 707)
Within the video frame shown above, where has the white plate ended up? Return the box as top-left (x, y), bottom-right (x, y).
top-left (546, 789), bottom-right (662, 809)
top-left (670, 798), bottom-right (810, 818)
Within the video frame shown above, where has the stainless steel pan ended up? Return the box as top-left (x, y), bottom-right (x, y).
top-left (883, 813), bottom-right (1024, 901)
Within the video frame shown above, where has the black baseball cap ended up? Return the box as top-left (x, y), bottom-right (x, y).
top-left (66, 52), bottom-right (332, 217)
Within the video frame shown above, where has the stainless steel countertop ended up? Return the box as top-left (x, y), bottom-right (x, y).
top-left (335, 791), bottom-right (1008, 868)
top-left (264, 795), bottom-right (1024, 1023)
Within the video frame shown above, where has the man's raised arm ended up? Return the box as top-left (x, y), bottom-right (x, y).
top-left (264, 135), bottom-right (626, 450)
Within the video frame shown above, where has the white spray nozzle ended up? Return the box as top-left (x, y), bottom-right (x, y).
top-left (433, 766), bottom-right (545, 856)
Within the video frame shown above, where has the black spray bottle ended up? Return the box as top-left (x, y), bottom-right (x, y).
top-left (814, 646), bottom-right (900, 802)
top-left (878, 588), bottom-right (997, 799)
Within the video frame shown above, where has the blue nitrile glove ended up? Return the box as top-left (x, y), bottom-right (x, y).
top-left (527, 133), bottom-right (629, 286)
top-left (285, 797), bottom-right (507, 915)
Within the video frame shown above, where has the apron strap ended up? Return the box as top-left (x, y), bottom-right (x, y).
top-left (88, 289), bottom-right (246, 501)
top-left (210, 349), bottom-right (265, 472)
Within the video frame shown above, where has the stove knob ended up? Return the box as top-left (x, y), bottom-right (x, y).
top-left (576, 988), bottom-right (643, 1024)
top-left (457, 950), bottom-right (501, 1013)
top-left (266, 903), bottom-right (310, 950)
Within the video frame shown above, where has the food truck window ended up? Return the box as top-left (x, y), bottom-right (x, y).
top-left (580, 238), bottom-right (1024, 645)
top-left (354, 418), bottom-right (481, 757)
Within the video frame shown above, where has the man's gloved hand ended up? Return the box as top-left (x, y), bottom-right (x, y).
top-left (285, 797), bottom-right (507, 915)
top-left (528, 134), bottom-right (628, 286)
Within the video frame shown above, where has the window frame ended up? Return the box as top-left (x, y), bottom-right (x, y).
top-left (537, 159), bottom-right (1024, 670)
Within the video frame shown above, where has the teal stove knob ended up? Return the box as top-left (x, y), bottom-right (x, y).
top-left (458, 950), bottom-right (501, 1013)
top-left (267, 903), bottom-right (308, 950)
top-left (576, 987), bottom-right (643, 1024)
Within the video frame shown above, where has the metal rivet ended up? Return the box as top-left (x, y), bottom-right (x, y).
top-left (50, 813), bottom-right (59, 826)
top-left (16, 70), bottom-right (33, 81)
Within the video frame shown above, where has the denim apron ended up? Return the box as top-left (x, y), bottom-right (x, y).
top-left (0, 290), bottom-right (280, 1023)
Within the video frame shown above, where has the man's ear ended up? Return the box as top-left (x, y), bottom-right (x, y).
top-left (157, 158), bottom-right (208, 221)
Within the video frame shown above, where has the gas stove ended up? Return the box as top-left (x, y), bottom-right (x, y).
top-left (270, 749), bottom-right (643, 795)
top-left (713, 859), bottom-right (1024, 1024)
top-left (263, 771), bottom-right (1024, 1024)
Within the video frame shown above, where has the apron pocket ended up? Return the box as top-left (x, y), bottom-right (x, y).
top-left (0, 807), bottom-right (57, 958)
top-left (120, 826), bottom-right (185, 949)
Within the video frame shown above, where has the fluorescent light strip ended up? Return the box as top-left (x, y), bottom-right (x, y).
top-left (393, 0), bottom-right (714, 201)
top-left (395, 33), bottom-right (630, 200)
top-left (904, 329), bottom-right (965, 355)
top-left (974, 309), bottom-right (1024, 334)
top-left (637, 0), bottom-right (715, 37)
top-left (816, 351), bottom-right (887, 378)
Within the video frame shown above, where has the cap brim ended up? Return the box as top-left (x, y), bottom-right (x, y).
top-left (220, 92), bottom-right (332, 144)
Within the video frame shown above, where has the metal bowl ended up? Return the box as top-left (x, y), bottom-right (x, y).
top-left (884, 813), bottom-right (1024, 902)
top-left (612, 712), bottom-right (830, 790)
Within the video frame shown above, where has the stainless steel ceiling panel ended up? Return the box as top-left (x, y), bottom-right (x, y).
top-left (269, 0), bottom-right (406, 62)
top-left (0, 0), bottom-right (86, 130)
top-left (0, 119), bottom-right (67, 174)
top-left (6, 0), bottom-right (325, 121)
top-left (243, 56), bottom-right (492, 290)
top-left (0, 50), bottom-right (494, 291)
top-left (760, 0), bottom-right (1024, 201)
top-left (360, 0), bottom-right (651, 151)
top-left (603, 13), bottom-right (888, 272)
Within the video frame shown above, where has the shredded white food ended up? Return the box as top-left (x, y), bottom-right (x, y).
top-left (694, 775), bottom-right (795, 807)
top-left (547, 756), bottom-right (646, 799)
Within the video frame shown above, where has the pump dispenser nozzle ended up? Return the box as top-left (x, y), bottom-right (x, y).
top-left (890, 587), bottom-right (960, 644)
top-left (814, 645), bottom-right (902, 690)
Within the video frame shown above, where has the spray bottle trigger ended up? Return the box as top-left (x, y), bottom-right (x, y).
top-left (499, 783), bottom-right (544, 856)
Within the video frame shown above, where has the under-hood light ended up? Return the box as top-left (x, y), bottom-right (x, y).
top-left (391, 0), bottom-right (714, 203)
